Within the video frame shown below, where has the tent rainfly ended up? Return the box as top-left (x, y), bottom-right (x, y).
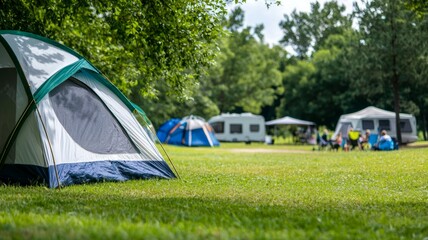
top-left (0, 31), bottom-right (176, 188)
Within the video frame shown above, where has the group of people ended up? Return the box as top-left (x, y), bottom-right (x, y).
top-left (319, 128), bottom-right (395, 151)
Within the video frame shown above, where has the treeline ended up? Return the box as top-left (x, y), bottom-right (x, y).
top-left (142, 0), bottom-right (428, 142)
top-left (144, 0), bottom-right (428, 143)
top-left (1, 0), bottom-right (427, 140)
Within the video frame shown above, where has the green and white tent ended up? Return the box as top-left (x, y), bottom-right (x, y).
top-left (0, 31), bottom-right (176, 188)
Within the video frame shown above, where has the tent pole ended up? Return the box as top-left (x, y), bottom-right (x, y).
top-left (35, 107), bottom-right (61, 190)
top-left (158, 141), bottom-right (181, 179)
top-left (274, 126), bottom-right (277, 142)
top-left (201, 124), bottom-right (214, 147)
top-left (142, 114), bottom-right (180, 179)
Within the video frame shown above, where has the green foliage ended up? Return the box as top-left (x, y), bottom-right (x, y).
top-left (131, 82), bottom-right (220, 128)
top-left (351, 0), bottom-right (428, 142)
top-left (405, 0), bottom-right (428, 14)
top-left (1, 144), bottom-right (428, 239)
top-left (276, 0), bottom-right (428, 134)
top-left (279, 1), bottom-right (352, 58)
top-left (141, 6), bottom-right (285, 125)
top-left (0, 0), bottom-right (226, 98)
top-left (276, 1), bottom-right (356, 127)
top-left (203, 7), bottom-right (283, 114)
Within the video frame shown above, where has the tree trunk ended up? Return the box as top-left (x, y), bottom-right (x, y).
top-left (392, 78), bottom-right (402, 144)
top-left (422, 111), bottom-right (427, 141)
top-left (390, 3), bottom-right (402, 145)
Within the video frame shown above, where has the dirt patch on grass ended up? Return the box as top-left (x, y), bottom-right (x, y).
top-left (401, 142), bottom-right (428, 149)
top-left (228, 148), bottom-right (310, 154)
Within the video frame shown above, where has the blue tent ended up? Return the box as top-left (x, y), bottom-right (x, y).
top-left (157, 116), bottom-right (219, 147)
top-left (157, 118), bottom-right (181, 143)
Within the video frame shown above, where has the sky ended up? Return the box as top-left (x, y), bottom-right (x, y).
top-left (226, 0), bottom-right (357, 46)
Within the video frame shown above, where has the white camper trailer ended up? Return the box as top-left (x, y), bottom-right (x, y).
top-left (208, 113), bottom-right (266, 142)
top-left (333, 106), bottom-right (418, 143)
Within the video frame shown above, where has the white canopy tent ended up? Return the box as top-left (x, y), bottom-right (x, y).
top-left (265, 116), bottom-right (316, 144)
top-left (266, 116), bottom-right (315, 126)
top-left (333, 106), bottom-right (418, 143)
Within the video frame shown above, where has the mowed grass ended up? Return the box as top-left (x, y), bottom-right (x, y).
top-left (1, 143), bottom-right (428, 239)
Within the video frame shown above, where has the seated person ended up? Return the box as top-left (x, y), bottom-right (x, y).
top-left (359, 129), bottom-right (371, 150)
top-left (347, 127), bottom-right (361, 150)
top-left (332, 132), bottom-right (343, 151)
top-left (320, 129), bottom-right (330, 147)
top-left (372, 130), bottom-right (394, 151)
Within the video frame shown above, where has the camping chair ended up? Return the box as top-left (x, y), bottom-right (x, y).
top-left (316, 132), bottom-right (330, 151)
top-left (348, 130), bottom-right (361, 150)
top-left (391, 137), bottom-right (399, 150)
top-left (367, 134), bottom-right (379, 150)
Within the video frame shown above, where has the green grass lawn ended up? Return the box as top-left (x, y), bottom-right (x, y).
top-left (1, 143), bottom-right (428, 239)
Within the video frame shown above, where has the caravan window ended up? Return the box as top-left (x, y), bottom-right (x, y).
top-left (230, 124), bottom-right (242, 134)
top-left (379, 120), bottom-right (391, 131)
top-left (250, 124), bottom-right (260, 132)
top-left (362, 120), bottom-right (374, 130)
top-left (400, 119), bottom-right (412, 133)
top-left (211, 121), bottom-right (224, 133)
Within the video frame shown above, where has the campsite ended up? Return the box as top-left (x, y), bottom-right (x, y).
top-left (1, 0), bottom-right (428, 239)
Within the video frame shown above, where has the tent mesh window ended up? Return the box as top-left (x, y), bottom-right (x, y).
top-left (0, 68), bottom-right (18, 157)
top-left (49, 78), bottom-right (138, 154)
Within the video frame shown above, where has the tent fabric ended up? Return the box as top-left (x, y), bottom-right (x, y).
top-left (332, 106), bottom-right (418, 143)
top-left (157, 118), bottom-right (181, 143)
top-left (340, 106), bottom-right (413, 119)
top-left (33, 58), bottom-right (97, 103)
top-left (2, 33), bottom-right (80, 93)
top-left (158, 116), bottom-right (220, 147)
top-left (48, 78), bottom-right (138, 154)
top-left (265, 116), bottom-right (315, 126)
top-left (0, 31), bottom-right (176, 188)
top-left (6, 112), bottom-right (45, 166)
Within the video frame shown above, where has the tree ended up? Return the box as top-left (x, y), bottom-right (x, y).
top-left (279, 0), bottom-right (352, 59)
top-left (305, 31), bottom-right (364, 128)
top-left (401, 16), bottom-right (428, 139)
top-left (354, 0), bottom-right (427, 144)
top-left (132, 6), bottom-right (284, 126)
top-left (205, 7), bottom-right (283, 114)
top-left (405, 0), bottom-right (428, 14)
top-left (0, 0), bottom-right (226, 100)
top-left (276, 59), bottom-right (316, 121)
top-left (276, 1), bottom-right (356, 127)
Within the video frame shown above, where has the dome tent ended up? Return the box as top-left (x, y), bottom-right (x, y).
top-left (0, 31), bottom-right (176, 188)
top-left (158, 116), bottom-right (219, 147)
top-left (157, 118), bottom-right (181, 143)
